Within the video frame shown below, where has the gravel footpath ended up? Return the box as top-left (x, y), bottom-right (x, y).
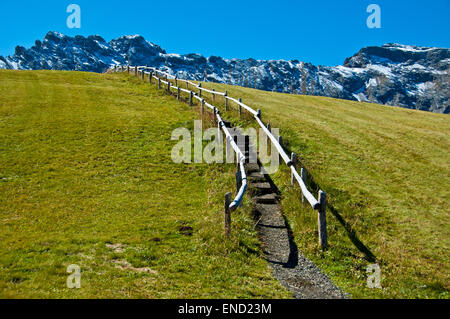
top-left (246, 163), bottom-right (348, 299)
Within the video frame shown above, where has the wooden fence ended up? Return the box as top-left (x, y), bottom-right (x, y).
top-left (111, 64), bottom-right (328, 249)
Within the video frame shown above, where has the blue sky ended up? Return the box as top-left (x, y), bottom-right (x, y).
top-left (0, 0), bottom-right (449, 66)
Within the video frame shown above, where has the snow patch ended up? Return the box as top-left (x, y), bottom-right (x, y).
top-left (367, 64), bottom-right (394, 77)
top-left (367, 78), bottom-right (378, 87)
top-left (384, 43), bottom-right (436, 53)
top-left (417, 82), bottom-right (434, 93)
top-left (353, 93), bottom-right (369, 102)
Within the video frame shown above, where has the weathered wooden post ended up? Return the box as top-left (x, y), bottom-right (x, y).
top-left (278, 135), bottom-right (283, 163)
top-left (198, 83), bottom-right (202, 98)
top-left (135, 66), bottom-right (138, 76)
top-left (167, 80), bottom-right (171, 93)
top-left (158, 78), bottom-right (161, 89)
top-left (127, 65), bottom-right (130, 73)
top-left (238, 98), bottom-right (242, 117)
top-left (301, 168), bottom-right (308, 205)
top-left (212, 89), bottom-right (216, 102)
top-left (114, 65), bottom-right (117, 72)
top-left (236, 168), bottom-right (242, 192)
top-left (177, 87), bottom-right (181, 100)
top-left (186, 81), bottom-right (189, 89)
top-left (149, 71), bottom-right (153, 83)
top-left (175, 76), bottom-right (178, 87)
top-left (201, 99), bottom-right (205, 115)
top-left (291, 153), bottom-right (297, 185)
top-left (257, 109), bottom-right (262, 118)
top-left (189, 91), bottom-right (193, 106)
top-left (142, 68), bottom-right (145, 80)
top-left (318, 190), bottom-right (328, 249)
top-left (225, 192), bottom-right (232, 237)
top-left (266, 123), bottom-right (271, 149)
top-left (214, 107), bottom-right (219, 126)
top-left (225, 91), bottom-right (228, 111)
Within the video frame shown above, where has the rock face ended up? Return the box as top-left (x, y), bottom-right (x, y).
top-left (1, 31), bottom-right (449, 113)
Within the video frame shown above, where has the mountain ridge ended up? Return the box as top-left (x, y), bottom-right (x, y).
top-left (1, 31), bottom-right (448, 113)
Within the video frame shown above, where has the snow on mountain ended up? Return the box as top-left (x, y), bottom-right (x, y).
top-left (1, 32), bottom-right (448, 113)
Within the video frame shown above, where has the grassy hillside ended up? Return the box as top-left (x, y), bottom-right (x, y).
top-left (199, 81), bottom-right (450, 298)
top-left (0, 70), bottom-right (292, 298)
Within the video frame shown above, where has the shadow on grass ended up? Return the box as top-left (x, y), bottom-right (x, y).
top-left (327, 205), bottom-right (376, 263)
top-left (280, 140), bottom-right (377, 263)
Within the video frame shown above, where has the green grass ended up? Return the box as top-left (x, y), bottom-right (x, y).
top-left (2, 69), bottom-right (448, 299)
top-left (197, 81), bottom-right (450, 299)
top-left (0, 70), bottom-right (292, 299)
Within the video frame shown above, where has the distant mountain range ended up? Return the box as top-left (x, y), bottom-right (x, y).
top-left (1, 31), bottom-right (448, 113)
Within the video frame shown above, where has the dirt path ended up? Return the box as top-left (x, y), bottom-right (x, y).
top-left (232, 127), bottom-right (347, 298)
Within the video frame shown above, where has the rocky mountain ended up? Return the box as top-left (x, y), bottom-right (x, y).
top-left (1, 31), bottom-right (448, 113)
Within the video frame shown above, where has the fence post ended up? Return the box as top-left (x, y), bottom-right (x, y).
top-left (201, 99), bottom-right (205, 115)
top-left (267, 123), bottom-right (271, 132)
top-left (318, 190), bottom-right (328, 250)
top-left (127, 65), bottom-right (130, 74)
top-left (257, 109), bottom-right (262, 118)
top-left (149, 71), bottom-right (153, 84)
top-left (189, 91), bottom-right (193, 106)
top-left (198, 83), bottom-right (202, 98)
top-left (177, 87), bottom-right (181, 100)
top-left (142, 69), bottom-right (145, 80)
top-left (135, 66), bottom-right (138, 76)
top-left (236, 169), bottom-right (242, 192)
top-left (167, 80), bottom-right (171, 93)
top-left (291, 153), bottom-right (297, 185)
top-left (225, 91), bottom-right (228, 111)
top-left (212, 89), bottom-right (216, 102)
top-left (175, 76), bottom-right (178, 87)
top-left (225, 192), bottom-right (232, 237)
top-left (158, 78), bottom-right (161, 89)
top-left (238, 98), bottom-right (242, 117)
top-left (114, 65), bottom-right (117, 72)
top-left (301, 168), bottom-right (307, 205)
top-left (186, 81), bottom-right (189, 89)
